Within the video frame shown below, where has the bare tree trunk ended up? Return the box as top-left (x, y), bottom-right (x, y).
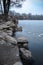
top-left (3, 0), bottom-right (10, 21)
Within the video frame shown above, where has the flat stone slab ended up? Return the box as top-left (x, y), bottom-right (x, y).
top-left (17, 37), bottom-right (28, 43)
top-left (13, 62), bottom-right (23, 65)
top-left (0, 25), bottom-right (10, 30)
top-left (0, 44), bottom-right (22, 65)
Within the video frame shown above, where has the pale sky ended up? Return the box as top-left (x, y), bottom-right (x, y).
top-left (10, 0), bottom-right (43, 15)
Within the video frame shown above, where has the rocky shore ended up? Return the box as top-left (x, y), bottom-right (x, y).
top-left (0, 15), bottom-right (32, 65)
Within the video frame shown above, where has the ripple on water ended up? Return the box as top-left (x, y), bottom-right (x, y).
top-left (28, 32), bottom-right (43, 39)
top-left (38, 34), bottom-right (43, 38)
top-left (28, 32), bottom-right (38, 36)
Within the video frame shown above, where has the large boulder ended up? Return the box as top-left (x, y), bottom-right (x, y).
top-left (20, 48), bottom-right (32, 60)
top-left (0, 32), bottom-right (17, 45)
top-left (17, 37), bottom-right (28, 49)
top-left (0, 39), bottom-right (6, 45)
top-left (5, 35), bottom-right (17, 45)
top-left (23, 43), bottom-right (29, 49)
top-left (16, 26), bottom-right (22, 32)
top-left (0, 21), bottom-right (16, 30)
top-left (5, 30), bottom-right (12, 36)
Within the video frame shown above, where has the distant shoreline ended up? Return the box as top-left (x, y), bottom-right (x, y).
top-left (0, 14), bottom-right (43, 20)
top-left (18, 19), bottom-right (43, 20)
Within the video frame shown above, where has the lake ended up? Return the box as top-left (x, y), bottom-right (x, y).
top-left (16, 20), bottom-right (43, 65)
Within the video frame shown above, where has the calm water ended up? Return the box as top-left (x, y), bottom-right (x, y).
top-left (16, 20), bottom-right (43, 65)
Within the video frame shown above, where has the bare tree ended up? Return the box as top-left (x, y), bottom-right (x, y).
top-left (3, 0), bottom-right (10, 14)
top-left (2, 0), bottom-right (25, 15)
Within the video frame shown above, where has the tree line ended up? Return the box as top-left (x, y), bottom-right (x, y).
top-left (14, 13), bottom-right (43, 20)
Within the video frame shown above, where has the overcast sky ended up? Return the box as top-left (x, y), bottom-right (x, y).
top-left (10, 0), bottom-right (43, 15)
